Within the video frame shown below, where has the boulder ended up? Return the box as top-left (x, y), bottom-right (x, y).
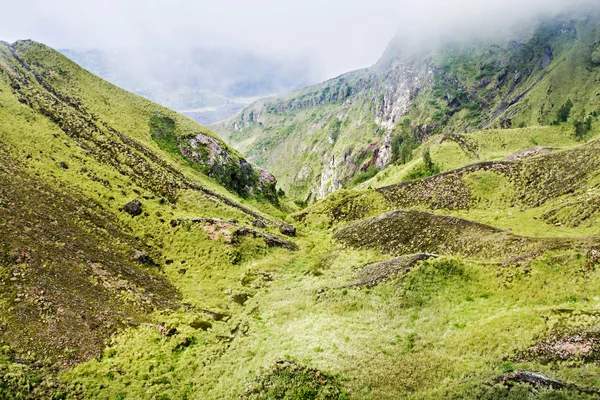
top-left (122, 199), bottom-right (143, 217)
top-left (279, 223), bottom-right (296, 237)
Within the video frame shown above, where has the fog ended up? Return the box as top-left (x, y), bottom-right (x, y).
top-left (2, 0), bottom-right (590, 81)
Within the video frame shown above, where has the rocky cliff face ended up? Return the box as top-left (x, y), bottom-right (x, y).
top-left (214, 60), bottom-right (433, 201)
top-left (373, 59), bottom-right (433, 130)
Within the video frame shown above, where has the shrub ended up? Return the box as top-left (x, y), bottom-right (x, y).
top-left (574, 116), bottom-right (592, 140)
top-left (555, 99), bottom-right (573, 124)
top-left (352, 164), bottom-right (379, 185)
top-left (592, 47), bottom-right (600, 65)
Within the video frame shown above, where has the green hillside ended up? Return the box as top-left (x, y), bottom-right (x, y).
top-left (214, 6), bottom-right (600, 203)
top-left (4, 6), bottom-right (600, 399)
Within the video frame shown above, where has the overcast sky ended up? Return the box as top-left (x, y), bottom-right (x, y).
top-left (1, 0), bottom-right (588, 80)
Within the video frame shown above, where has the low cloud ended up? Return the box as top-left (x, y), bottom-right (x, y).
top-left (2, 0), bottom-right (589, 81)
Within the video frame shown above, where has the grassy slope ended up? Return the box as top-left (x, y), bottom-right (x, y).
top-left (0, 40), bottom-right (294, 397)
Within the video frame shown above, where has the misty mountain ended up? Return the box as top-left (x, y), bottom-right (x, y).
top-left (60, 47), bottom-right (317, 124)
top-left (214, 3), bottom-right (600, 202)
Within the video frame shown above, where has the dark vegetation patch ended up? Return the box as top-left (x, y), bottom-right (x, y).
top-left (396, 258), bottom-right (470, 308)
top-left (333, 210), bottom-right (591, 260)
top-left (243, 359), bottom-right (347, 400)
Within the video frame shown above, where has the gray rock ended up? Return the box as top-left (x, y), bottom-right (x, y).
top-left (122, 199), bottom-right (143, 217)
top-left (279, 223), bottom-right (297, 237)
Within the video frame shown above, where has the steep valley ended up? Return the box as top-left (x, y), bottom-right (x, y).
top-left (3, 5), bottom-right (600, 400)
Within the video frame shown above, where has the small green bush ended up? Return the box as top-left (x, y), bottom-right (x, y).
top-left (554, 99), bottom-right (573, 124)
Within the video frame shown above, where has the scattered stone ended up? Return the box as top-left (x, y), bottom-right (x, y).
top-left (25, 154), bottom-right (31, 159)
top-left (252, 219), bottom-right (266, 228)
top-left (170, 219), bottom-right (179, 228)
top-left (279, 223), bottom-right (297, 237)
top-left (165, 259), bottom-right (174, 265)
top-left (178, 268), bottom-right (187, 275)
top-left (158, 198), bottom-right (166, 205)
top-left (59, 161), bottom-right (69, 169)
top-left (133, 250), bottom-right (154, 265)
top-left (122, 199), bottom-right (143, 217)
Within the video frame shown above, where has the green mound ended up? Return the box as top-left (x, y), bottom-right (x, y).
top-left (334, 210), bottom-right (596, 261)
top-left (243, 360), bottom-right (347, 400)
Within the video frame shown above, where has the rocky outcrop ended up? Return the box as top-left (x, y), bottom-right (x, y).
top-left (373, 59), bottom-right (433, 130)
top-left (353, 254), bottom-right (438, 288)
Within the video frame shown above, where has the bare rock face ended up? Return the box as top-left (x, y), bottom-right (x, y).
top-left (376, 133), bottom-right (394, 170)
top-left (122, 199), bottom-right (143, 217)
top-left (317, 155), bottom-right (343, 200)
top-left (374, 60), bottom-right (433, 130)
top-left (184, 133), bottom-right (229, 166)
top-left (257, 167), bottom-right (276, 184)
